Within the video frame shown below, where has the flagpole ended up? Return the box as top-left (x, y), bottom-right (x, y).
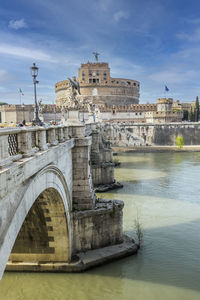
top-left (19, 90), bottom-right (21, 105)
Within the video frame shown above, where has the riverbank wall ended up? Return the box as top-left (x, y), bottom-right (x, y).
top-left (105, 123), bottom-right (200, 147)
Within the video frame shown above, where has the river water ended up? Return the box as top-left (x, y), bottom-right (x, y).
top-left (1, 152), bottom-right (200, 300)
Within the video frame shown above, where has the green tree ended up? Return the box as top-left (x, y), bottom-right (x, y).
top-left (182, 110), bottom-right (188, 121)
top-left (176, 136), bottom-right (184, 148)
top-left (194, 96), bottom-right (200, 122)
top-left (189, 107), bottom-right (194, 121)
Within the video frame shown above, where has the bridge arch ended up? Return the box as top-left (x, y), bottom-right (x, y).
top-left (1, 165), bottom-right (72, 276)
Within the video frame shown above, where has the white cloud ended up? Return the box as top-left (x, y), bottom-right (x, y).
top-left (149, 69), bottom-right (197, 84)
top-left (113, 10), bottom-right (129, 22)
top-left (177, 27), bottom-right (200, 42)
top-left (0, 44), bottom-right (57, 62)
top-left (8, 19), bottom-right (28, 30)
top-left (0, 69), bottom-right (12, 82)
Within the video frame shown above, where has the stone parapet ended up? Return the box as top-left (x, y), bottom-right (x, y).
top-left (0, 125), bottom-right (73, 168)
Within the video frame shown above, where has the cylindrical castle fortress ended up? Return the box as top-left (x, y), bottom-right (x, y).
top-left (55, 61), bottom-right (140, 107)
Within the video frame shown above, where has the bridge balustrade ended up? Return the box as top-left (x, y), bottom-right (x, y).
top-left (0, 125), bottom-right (70, 168)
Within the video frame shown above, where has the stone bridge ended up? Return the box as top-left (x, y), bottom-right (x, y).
top-left (0, 122), bottom-right (137, 280)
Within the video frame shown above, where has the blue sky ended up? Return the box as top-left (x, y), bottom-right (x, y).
top-left (1, 0), bottom-right (200, 104)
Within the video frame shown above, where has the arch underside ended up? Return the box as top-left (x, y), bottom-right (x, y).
top-left (8, 188), bottom-right (70, 265)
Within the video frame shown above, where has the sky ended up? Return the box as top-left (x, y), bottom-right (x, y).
top-left (1, 0), bottom-right (200, 104)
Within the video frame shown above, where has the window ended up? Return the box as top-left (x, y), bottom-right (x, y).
top-left (127, 81), bottom-right (131, 86)
top-left (89, 71), bottom-right (92, 76)
top-left (134, 83), bottom-right (136, 86)
top-left (96, 71), bottom-right (99, 76)
top-left (89, 78), bottom-right (92, 83)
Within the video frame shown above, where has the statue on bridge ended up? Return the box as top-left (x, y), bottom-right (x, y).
top-left (67, 76), bottom-right (81, 109)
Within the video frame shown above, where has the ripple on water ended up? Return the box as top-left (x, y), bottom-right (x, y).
top-left (115, 168), bottom-right (167, 182)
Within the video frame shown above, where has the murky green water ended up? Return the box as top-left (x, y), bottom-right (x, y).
top-left (1, 152), bottom-right (200, 300)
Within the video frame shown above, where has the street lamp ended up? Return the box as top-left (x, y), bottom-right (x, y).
top-left (21, 102), bottom-right (25, 125)
top-left (30, 62), bottom-right (42, 125)
top-left (82, 100), bottom-right (85, 123)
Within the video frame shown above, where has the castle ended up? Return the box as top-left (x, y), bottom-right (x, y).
top-left (55, 55), bottom-right (140, 107)
top-left (0, 55), bottom-right (189, 125)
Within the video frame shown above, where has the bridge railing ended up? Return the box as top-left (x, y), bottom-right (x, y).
top-left (0, 125), bottom-right (70, 168)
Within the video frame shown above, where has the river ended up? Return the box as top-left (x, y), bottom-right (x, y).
top-left (1, 152), bottom-right (200, 300)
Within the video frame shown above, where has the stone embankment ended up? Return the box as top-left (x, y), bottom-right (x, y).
top-left (107, 122), bottom-right (200, 147)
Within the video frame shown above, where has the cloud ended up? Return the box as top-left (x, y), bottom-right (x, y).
top-left (187, 18), bottom-right (200, 25)
top-left (0, 43), bottom-right (56, 62)
top-left (113, 10), bottom-right (129, 22)
top-left (177, 27), bottom-right (200, 43)
top-left (149, 69), bottom-right (197, 84)
top-left (0, 69), bottom-right (12, 82)
top-left (8, 19), bottom-right (28, 30)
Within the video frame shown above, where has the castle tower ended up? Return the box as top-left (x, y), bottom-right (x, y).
top-left (157, 98), bottom-right (173, 112)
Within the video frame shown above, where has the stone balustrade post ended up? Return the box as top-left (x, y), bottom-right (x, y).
top-left (47, 127), bottom-right (58, 146)
top-left (91, 123), bottom-right (97, 131)
top-left (58, 126), bottom-right (64, 142)
top-left (37, 128), bottom-right (48, 151)
top-left (0, 134), bottom-right (10, 166)
top-left (63, 126), bottom-right (69, 140)
top-left (68, 125), bottom-right (85, 139)
top-left (18, 129), bottom-right (35, 156)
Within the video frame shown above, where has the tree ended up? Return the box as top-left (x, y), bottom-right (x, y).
top-left (176, 136), bottom-right (184, 148)
top-left (182, 110), bottom-right (188, 121)
top-left (189, 107), bottom-right (194, 122)
top-left (194, 96), bottom-right (199, 122)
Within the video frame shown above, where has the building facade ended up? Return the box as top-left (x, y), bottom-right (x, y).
top-left (145, 98), bottom-right (183, 123)
top-left (0, 105), bottom-right (34, 124)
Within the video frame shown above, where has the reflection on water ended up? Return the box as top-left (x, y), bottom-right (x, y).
top-left (1, 152), bottom-right (200, 300)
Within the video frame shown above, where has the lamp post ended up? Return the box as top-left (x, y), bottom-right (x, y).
top-left (82, 100), bottom-right (85, 123)
top-left (30, 63), bottom-right (42, 125)
top-left (21, 102), bottom-right (25, 125)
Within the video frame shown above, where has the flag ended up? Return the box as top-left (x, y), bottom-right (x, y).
top-left (19, 88), bottom-right (24, 96)
top-left (165, 85), bottom-right (169, 92)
